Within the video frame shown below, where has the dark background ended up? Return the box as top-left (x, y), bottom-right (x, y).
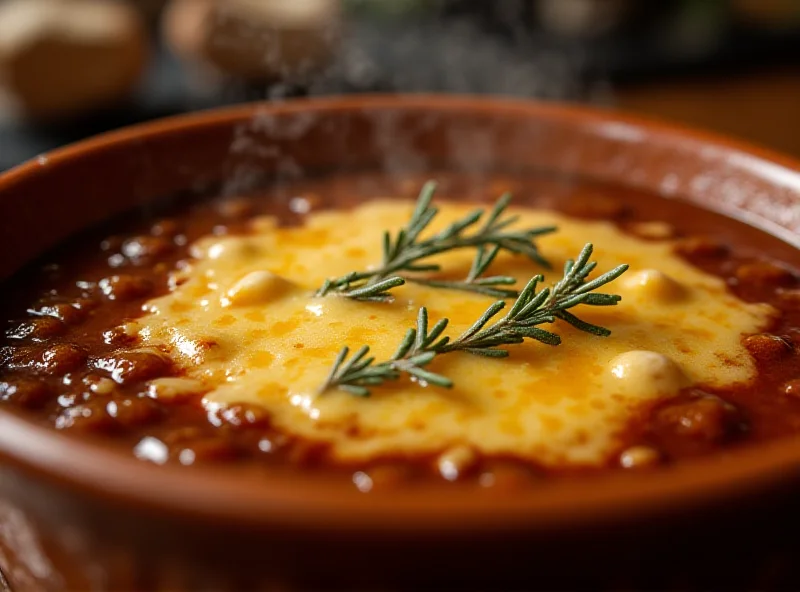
top-left (1, 0), bottom-right (799, 171)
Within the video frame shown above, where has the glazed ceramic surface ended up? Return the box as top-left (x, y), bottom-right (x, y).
top-left (0, 96), bottom-right (799, 590)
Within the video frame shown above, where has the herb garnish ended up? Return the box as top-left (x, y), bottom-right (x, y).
top-left (319, 243), bottom-right (629, 396)
top-left (314, 181), bottom-right (556, 302)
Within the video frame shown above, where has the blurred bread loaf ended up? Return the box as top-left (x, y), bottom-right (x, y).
top-left (0, 0), bottom-right (148, 121)
top-left (163, 0), bottom-right (341, 81)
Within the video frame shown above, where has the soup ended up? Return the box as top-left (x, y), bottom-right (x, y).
top-left (1, 172), bottom-right (798, 489)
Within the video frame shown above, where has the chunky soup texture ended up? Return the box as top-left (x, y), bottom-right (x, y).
top-left (1, 173), bottom-right (799, 487)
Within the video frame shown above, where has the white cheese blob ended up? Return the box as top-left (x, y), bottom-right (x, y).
top-left (133, 200), bottom-right (775, 467)
top-left (607, 350), bottom-right (687, 397)
top-left (222, 270), bottom-right (297, 307)
top-left (622, 269), bottom-right (687, 302)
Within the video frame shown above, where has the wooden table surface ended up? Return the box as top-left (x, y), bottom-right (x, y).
top-left (616, 69), bottom-right (800, 159)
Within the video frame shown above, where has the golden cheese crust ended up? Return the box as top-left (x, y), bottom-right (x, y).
top-left (130, 200), bottom-right (774, 466)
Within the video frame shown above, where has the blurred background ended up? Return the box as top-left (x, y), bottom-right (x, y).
top-left (0, 0), bottom-right (799, 172)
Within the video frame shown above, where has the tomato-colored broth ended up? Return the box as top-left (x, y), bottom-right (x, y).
top-left (1, 172), bottom-right (799, 488)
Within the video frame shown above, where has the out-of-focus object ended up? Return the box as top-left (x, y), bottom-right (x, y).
top-left (0, 0), bottom-right (148, 122)
top-left (343, 0), bottom-right (436, 19)
top-left (733, 0), bottom-right (800, 28)
top-left (134, 0), bottom-right (170, 26)
top-left (163, 0), bottom-right (341, 82)
top-left (534, 0), bottom-right (635, 38)
top-left (657, 0), bottom-right (727, 59)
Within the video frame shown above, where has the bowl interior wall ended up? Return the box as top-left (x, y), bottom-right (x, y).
top-left (2, 98), bottom-right (798, 282)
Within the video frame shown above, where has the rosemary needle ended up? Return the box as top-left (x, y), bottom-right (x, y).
top-left (319, 243), bottom-right (629, 397)
top-left (315, 181), bottom-right (556, 302)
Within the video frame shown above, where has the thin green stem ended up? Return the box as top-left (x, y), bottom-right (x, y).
top-left (319, 243), bottom-right (629, 396)
top-left (315, 181), bottom-right (556, 302)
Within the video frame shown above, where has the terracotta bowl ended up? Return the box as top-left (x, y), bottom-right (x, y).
top-left (0, 96), bottom-right (799, 591)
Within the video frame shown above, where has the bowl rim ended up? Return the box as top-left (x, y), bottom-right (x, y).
top-left (1, 94), bottom-right (800, 536)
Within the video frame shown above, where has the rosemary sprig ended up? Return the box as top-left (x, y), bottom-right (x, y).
top-left (315, 181), bottom-right (556, 302)
top-left (319, 243), bottom-right (629, 396)
top-left (408, 245), bottom-right (519, 299)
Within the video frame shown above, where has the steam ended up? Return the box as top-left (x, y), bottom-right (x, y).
top-left (219, 9), bottom-right (603, 199)
top-left (316, 19), bottom-right (589, 99)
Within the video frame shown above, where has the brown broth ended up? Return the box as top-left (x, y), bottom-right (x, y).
top-left (1, 171), bottom-right (799, 488)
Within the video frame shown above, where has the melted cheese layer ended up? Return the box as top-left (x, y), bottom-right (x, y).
top-left (132, 200), bottom-right (775, 466)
